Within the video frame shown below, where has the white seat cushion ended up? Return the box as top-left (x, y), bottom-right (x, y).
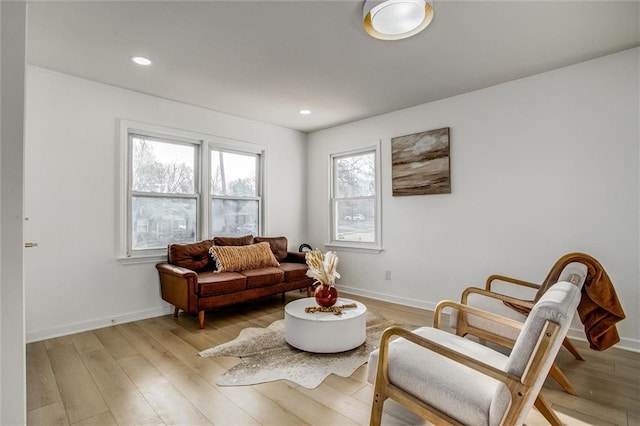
top-left (367, 327), bottom-right (511, 426)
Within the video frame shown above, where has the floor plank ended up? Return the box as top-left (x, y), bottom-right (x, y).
top-left (298, 379), bottom-right (375, 424)
top-left (142, 316), bottom-right (308, 425)
top-left (80, 348), bottom-right (162, 425)
top-left (93, 326), bottom-right (139, 360)
top-left (45, 343), bottom-right (109, 424)
top-left (117, 353), bottom-right (212, 426)
top-left (26, 345), bottom-right (61, 411)
top-left (70, 331), bottom-right (104, 354)
top-left (70, 411), bottom-right (118, 426)
top-left (254, 380), bottom-right (358, 425)
top-left (117, 322), bottom-right (259, 425)
top-left (26, 402), bottom-right (69, 426)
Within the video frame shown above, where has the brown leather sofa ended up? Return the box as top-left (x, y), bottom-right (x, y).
top-left (156, 235), bottom-right (313, 328)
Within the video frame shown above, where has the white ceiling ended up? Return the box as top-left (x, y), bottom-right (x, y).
top-left (27, 1), bottom-right (639, 133)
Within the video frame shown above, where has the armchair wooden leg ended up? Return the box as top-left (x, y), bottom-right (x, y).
top-left (198, 311), bottom-right (205, 329)
top-left (173, 307), bottom-right (179, 317)
top-left (562, 337), bottom-right (585, 361)
top-left (534, 394), bottom-right (562, 426)
top-left (550, 363), bottom-right (578, 396)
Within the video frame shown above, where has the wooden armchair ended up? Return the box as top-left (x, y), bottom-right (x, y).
top-left (367, 279), bottom-right (583, 426)
top-left (454, 261), bottom-right (588, 398)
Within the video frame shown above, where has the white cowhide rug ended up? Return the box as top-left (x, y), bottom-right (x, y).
top-left (199, 312), bottom-right (410, 389)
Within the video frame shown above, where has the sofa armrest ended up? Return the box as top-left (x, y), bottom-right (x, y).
top-left (156, 263), bottom-right (199, 314)
top-left (156, 263), bottom-right (198, 280)
top-left (284, 251), bottom-right (307, 264)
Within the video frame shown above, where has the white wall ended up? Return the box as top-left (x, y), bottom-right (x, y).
top-left (24, 48), bottom-right (640, 351)
top-left (1, 1), bottom-right (27, 423)
top-left (25, 66), bottom-right (308, 341)
top-left (307, 48), bottom-right (640, 351)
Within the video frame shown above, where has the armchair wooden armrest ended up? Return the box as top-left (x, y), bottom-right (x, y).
top-left (485, 274), bottom-right (540, 292)
top-left (433, 299), bottom-right (525, 331)
top-left (443, 295), bottom-right (527, 352)
top-left (461, 287), bottom-right (535, 312)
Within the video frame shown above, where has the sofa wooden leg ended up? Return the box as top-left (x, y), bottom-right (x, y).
top-left (173, 307), bottom-right (179, 317)
top-left (198, 311), bottom-right (205, 329)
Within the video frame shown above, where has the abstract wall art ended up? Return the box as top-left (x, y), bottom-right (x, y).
top-left (391, 127), bottom-right (451, 196)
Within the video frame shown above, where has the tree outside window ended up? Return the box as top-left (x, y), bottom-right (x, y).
top-left (130, 136), bottom-right (197, 251)
top-left (121, 122), bottom-right (265, 259)
top-left (332, 150), bottom-right (377, 244)
top-left (210, 150), bottom-right (260, 237)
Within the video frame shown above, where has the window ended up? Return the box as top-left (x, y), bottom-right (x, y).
top-left (329, 142), bottom-right (381, 251)
top-left (119, 121), bottom-right (264, 260)
top-left (210, 149), bottom-right (261, 237)
top-left (129, 133), bottom-right (199, 253)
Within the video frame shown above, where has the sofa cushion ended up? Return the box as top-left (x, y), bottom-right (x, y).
top-left (168, 239), bottom-right (214, 272)
top-left (278, 262), bottom-right (309, 282)
top-left (209, 242), bottom-right (279, 272)
top-left (197, 271), bottom-right (247, 296)
top-left (254, 236), bottom-right (288, 262)
top-left (240, 267), bottom-right (285, 289)
top-left (213, 235), bottom-right (254, 246)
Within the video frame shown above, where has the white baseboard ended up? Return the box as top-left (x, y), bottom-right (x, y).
top-left (337, 284), bottom-right (438, 312)
top-left (26, 304), bottom-right (173, 343)
top-left (565, 328), bottom-right (640, 353)
top-left (337, 284), bottom-right (640, 354)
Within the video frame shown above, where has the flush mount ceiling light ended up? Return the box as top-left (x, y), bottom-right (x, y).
top-left (363, 0), bottom-right (434, 40)
top-left (130, 56), bottom-right (152, 66)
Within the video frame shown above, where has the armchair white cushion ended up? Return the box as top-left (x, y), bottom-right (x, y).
top-left (368, 327), bottom-right (511, 425)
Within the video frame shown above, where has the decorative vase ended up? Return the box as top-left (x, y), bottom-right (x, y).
top-left (314, 283), bottom-right (338, 307)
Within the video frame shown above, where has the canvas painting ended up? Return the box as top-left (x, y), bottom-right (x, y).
top-left (391, 127), bottom-right (450, 196)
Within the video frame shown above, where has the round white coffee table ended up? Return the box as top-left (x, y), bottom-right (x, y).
top-left (284, 297), bottom-right (367, 353)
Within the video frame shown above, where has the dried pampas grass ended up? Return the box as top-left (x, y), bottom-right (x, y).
top-left (305, 249), bottom-right (340, 286)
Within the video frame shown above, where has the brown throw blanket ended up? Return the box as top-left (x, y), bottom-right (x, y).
top-left (536, 252), bottom-right (626, 351)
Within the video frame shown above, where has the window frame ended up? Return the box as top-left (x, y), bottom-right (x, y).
top-left (326, 141), bottom-right (382, 253)
top-left (118, 121), bottom-right (266, 263)
top-left (128, 134), bottom-right (201, 258)
top-left (208, 146), bottom-right (263, 238)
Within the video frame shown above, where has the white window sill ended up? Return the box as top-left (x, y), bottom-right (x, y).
top-left (118, 254), bottom-right (168, 265)
top-left (324, 243), bottom-right (383, 254)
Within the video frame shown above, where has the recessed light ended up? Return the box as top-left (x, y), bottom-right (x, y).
top-left (131, 56), bottom-right (152, 66)
top-left (299, 109), bottom-right (312, 115)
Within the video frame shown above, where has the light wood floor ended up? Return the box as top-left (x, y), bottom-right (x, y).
top-left (27, 291), bottom-right (639, 425)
